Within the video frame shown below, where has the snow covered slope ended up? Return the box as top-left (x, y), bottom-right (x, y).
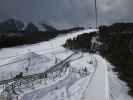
top-left (0, 29), bottom-right (110, 100)
top-left (0, 29), bottom-right (96, 59)
top-left (108, 63), bottom-right (133, 100)
top-left (0, 52), bottom-right (55, 81)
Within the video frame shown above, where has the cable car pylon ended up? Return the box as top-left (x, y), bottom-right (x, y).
top-left (95, 0), bottom-right (98, 29)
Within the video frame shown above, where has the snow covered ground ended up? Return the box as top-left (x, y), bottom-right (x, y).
top-left (107, 62), bottom-right (133, 100)
top-left (0, 28), bottom-right (131, 100)
top-left (0, 29), bottom-right (96, 60)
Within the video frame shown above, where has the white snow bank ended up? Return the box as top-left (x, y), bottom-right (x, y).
top-left (106, 61), bottom-right (133, 100)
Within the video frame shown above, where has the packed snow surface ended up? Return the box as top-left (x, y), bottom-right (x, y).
top-left (108, 63), bottom-right (133, 100)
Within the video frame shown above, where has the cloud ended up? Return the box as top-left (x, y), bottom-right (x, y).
top-left (98, 0), bottom-right (133, 24)
top-left (0, 0), bottom-right (133, 28)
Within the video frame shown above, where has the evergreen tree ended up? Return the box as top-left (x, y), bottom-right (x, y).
top-left (0, 19), bottom-right (24, 32)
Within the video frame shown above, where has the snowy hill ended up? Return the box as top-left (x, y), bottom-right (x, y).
top-left (0, 52), bottom-right (56, 81)
top-left (0, 29), bottom-right (131, 100)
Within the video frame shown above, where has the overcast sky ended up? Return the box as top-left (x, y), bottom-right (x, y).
top-left (0, 0), bottom-right (133, 28)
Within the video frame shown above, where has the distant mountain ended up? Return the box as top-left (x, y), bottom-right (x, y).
top-left (40, 22), bottom-right (58, 32)
top-left (24, 22), bottom-right (39, 32)
top-left (0, 19), bottom-right (24, 33)
top-left (0, 19), bottom-right (85, 48)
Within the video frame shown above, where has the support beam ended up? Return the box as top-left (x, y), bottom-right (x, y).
top-left (95, 0), bottom-right (98, 29)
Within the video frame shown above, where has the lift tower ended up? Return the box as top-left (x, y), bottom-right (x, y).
top-left (95, 0), bottom-right (98, 29)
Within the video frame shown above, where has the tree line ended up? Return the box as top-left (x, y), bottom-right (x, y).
top-left (63, 32), bottom-right (97, 52)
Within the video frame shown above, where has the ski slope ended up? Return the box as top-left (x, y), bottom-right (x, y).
top-left (0, 28), bottom-right (131, 100)
top-left (0, 29), bottom-right (96, 60)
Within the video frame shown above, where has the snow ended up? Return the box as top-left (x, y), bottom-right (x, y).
top-left (1, 28), bottom-right (130, 100)
top-left (0, 29), bottom-right (96, 59)
top-left (20, 54), bottom-right (97, 100)
top-left (81, 54), bottom-right (109, 100)
top-left (0, 52), bottom-right (55, 81)
top-left (108, 63), bottom-right (133, 100)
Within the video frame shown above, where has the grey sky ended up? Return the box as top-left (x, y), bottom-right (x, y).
top-left (0, 0), bottom-right (133, 28)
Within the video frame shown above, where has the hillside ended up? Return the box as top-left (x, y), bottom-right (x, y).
top-left (0, 29), bottom-right (108, 100)
top-left (0, 19), bottom-right (84, 48)
top-left (99, 23), bottom-right (133, 96)
top-left (64, 23), bottom-right (133, 97)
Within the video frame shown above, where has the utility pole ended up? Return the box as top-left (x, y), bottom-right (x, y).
top-left (95, 0), bottom-right (98, 29)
